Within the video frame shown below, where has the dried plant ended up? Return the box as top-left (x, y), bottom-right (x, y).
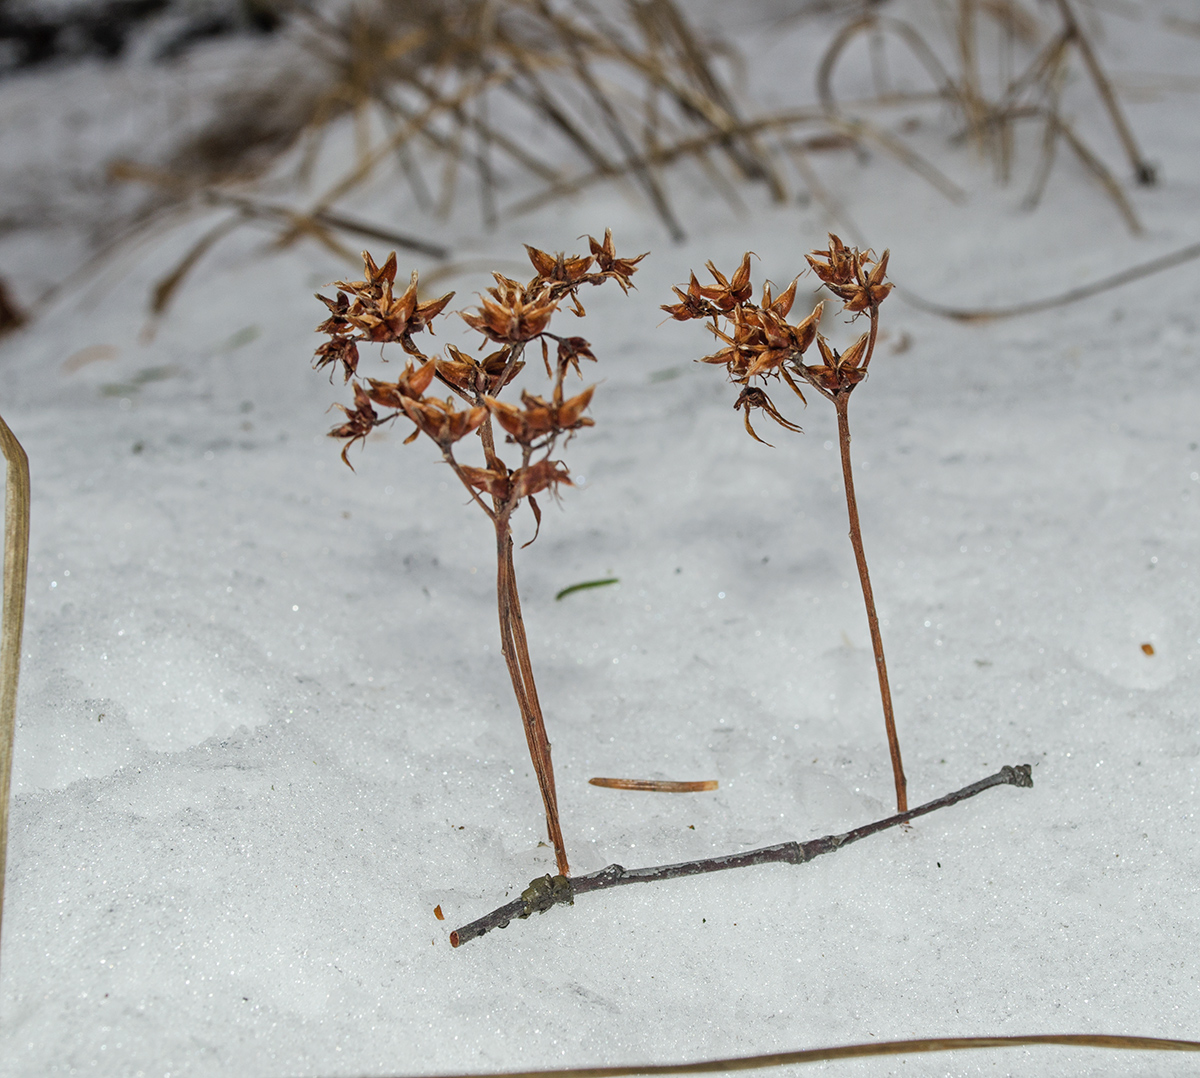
top-left (311, 231), bottom-right (645, 876)
top-left (814, 0), bottom-right (1155, 232)
top-left (666, 235), bottom-right (907, 813)
top-left (77, 0), bottom-right (1159, 327)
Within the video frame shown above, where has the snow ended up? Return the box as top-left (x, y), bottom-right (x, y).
top-left (1, 4), bottom-right (1198, 1076)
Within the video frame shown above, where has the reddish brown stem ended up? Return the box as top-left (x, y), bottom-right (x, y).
top-left (833, 391), bottom-right (907, 813)
top-left (494, 510), bottom-right (569, 875)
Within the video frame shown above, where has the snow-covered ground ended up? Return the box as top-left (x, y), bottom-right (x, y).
top-left (0, 4), bottom-right (1198, 1076)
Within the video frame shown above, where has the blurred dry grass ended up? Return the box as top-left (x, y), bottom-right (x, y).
top-left (75, 0), bottom-right (1168, 319)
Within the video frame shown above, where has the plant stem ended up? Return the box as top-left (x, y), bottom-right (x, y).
top-left (833, 391), bottom-right (907, 813)
top-left (0, 413), bottom-right (30, 962)
top-left (450, 764), bottom-right (1032, 946)
top-left (494, 509), bottom-right (569, 876)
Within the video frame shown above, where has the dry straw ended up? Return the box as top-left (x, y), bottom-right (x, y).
top-left (311, 230), bottom-right (645, 876)
top-left (323, 1033), bottom-right (1200, 1077)
top-left (0, 412), bottom-right (30, 964)
top-left (85, 0), bottom-right (1159, 322)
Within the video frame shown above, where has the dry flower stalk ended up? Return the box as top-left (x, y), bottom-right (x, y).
top-left (312, 232), bottom-right (645, 876)
top-left (666, 235), bottom-right (908, 813)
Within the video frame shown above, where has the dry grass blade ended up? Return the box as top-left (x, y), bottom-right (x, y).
top-left (1051, 113), bottom-right (1141, 233)
top-left (506, 108), bottom-right (827, 216)
top-left (148, 214), bottom-right (245, 317)
top-left (827, 115), bottom-right (966, 203)
top-left (817, 15), bottom-right (957, 117)
top-left (1052, 0), bottom-right (1156, 184)
top-left (898, 238), bottom-right (1200, 322)
top-left (351, 1034), bottom-right (1200, 1077)
top-left (0, 412), bottom-right (31, 963)
top-left (813, 0), bottom-right (1153, 228)
top-left (539, 0), bottom-right (685, 239)
top-left (110, 160), bottom-right (449, 318)
top-left (75, 0), bottom-right (1160, 326)
top-left (633, 0), bottom-right (786, 197)
top-left (588, 777), bottom-right (717, 792)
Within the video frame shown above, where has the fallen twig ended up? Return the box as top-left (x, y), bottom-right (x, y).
top-left (450, 763), bottom-right (1033, 947)
top-left (898, 239), bottom-right (1200, 321)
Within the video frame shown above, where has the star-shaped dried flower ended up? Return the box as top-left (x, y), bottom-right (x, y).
top-left (485, 386), bottom-right (595, 445)
top-left (588, 229), bottom-right (647, 293)
top-left (314, 334), bottom-right (360, 382)
top-left (807, 235), bottom-right (892, 313)
top-left (697, 252), bottom-right (754, 311)
top-left (799, 332), bottom-right (870, 393)
top-left (661, 273), bottom-right (718, 321)
top-left (399, 396), bottom-right (488, 448)
top-left (734, 385), bottom-right (802, 446)
top-left (328, 381), bottom-right (379, 467)
top-left (805, 234), bottom-right (857, 288)
top-left (461, 277), bottom-right (558, 343)
top-left (436, 344), bottom-right (523, 396)
top-left (364, 359), bottom-right (437, 408)
top-left (526, 245), bottom-right (594, 287)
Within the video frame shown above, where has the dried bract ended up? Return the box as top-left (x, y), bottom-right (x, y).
top-left (328, 381), bottom-right (379, 467)
top-left (734, 385), bottom-right (802, 446)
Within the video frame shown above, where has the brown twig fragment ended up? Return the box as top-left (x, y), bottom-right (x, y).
top-left (589, 778), bottom-right (718, 792)
top-left (450, 764), bottom-right (1033, 946)
top-left (311, 232), bottom-right (645, 878)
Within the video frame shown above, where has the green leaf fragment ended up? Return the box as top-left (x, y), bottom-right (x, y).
top-left (555, 578), bottom-right (619, 601)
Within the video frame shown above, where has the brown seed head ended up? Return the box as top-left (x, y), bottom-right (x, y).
top-left (556, 336), bottom-right (596, 380)
top-left (799, 332), bottom-right (870, 393)
top-left (733, 385), bottom-right (803, 446)
top-left (436, 344), bottom-right (524, 396)
top-left (364, 359), bottom-right (437, 408)
top-left (698, 252), bottom-right (754, 311)
top-left (328, 381), bottom-right (379, 467)
top-left (458, 462), bottom-right (511, 501)
top-left (313, 334), bottom-right (361, 383)
top-left (513, 458), bottom-right (573, 500)
top-left (761, 277), bottom-right (799, 319)
top-left (461, 278), bottom-right (558, 343)
top-left (525, 244), bottom-right (594, 287)
top-left (587, 229), bottom-right (647, 293)
top-left (485, 385), bottom-right (595, 444)
top-left (805, 234), bottom-right (857, 287)
top-left (808, 237), bottom-right (892, 313)
top-left (315, 290), bottom-right (352, 336)
top-left (661, 273), bottom-right (719, 321)
top-left (399, 396), bottom-right (488, 448)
